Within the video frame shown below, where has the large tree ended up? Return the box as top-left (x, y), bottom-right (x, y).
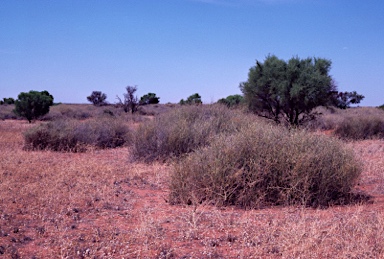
top-left (14, 90), bottom-right (54, 123)
top-left (240, 55), bottom-right (336, 126)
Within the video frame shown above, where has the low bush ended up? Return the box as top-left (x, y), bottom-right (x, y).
top-left (169, 122), bottom-right (362, 208)
top-left (0, 104), bottom-right (20, 120)
top-left (40, 104), bottom-right (98, 121)
top-left (334, 114), bottom-right (384, 140)
top-left (136, 104), bottom-right (176, 116)
top-left (23, 118), bottom-right (131, 152)
top-left (41, 104), bottom-right (148, 124)
top-left (304, 106), bottom-right (343, 130)
top-left (307, 107), bottom-right (384, 140)
top-left (130, 105), bottom-right (252, 162)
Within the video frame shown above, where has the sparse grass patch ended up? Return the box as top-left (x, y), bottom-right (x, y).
top-left (23, 117), bottom-right (132, 152)
top-left (170, 122), bottom-right (363, 208)
top-left (130, 105), bottom-right (252, 162)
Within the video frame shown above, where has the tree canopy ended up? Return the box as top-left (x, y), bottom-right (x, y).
top-left (180, 93), bottom-right (202, 105)
top-left (330, 91), bottom-right (365, 109)
top-left (217, 94), bottom-right (244, 107)
top-left (140, 93), bottom-right (160, 105)
top-left (116, 86), bottom-right (139, 113)
top-left (240, 55), bottom-right (336, 125)
top-left (14, 90), bottom-right (54, 123)
top-left (0, 97), bottom-right (15, 105)
top-left (87, 91), bottom-right (108, 106)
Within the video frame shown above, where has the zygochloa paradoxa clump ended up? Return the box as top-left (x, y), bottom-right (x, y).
top-left (333, 112), bottom-right (384, 140)
top-left (23, 117), bottom-right (131, 152)
top-left (170, 122), bottom-right (362, 208)
top-left (308, 107), bottom-right (384, 140)
top-left (130, 104), bottom-right (251, 162)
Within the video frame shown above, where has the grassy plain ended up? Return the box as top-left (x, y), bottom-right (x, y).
top-left (0, 105), bottom-right (384, 258)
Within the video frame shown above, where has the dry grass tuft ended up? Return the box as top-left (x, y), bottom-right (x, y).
top-left (170, 122), bottom-right (363, 208)
top-left (130, 104), bottom-right (252, 162)
top-left (23, 117), bottom-right (132, 152)
top-left (0, 104), bottom-right (20, 120)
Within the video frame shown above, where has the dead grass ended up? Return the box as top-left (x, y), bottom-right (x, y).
top-left (1, 119), bottom-right (384, 258)
top-left (309, 107), bottom-right (384, 140)
top-left (0, 104), bottom-right (20, 120)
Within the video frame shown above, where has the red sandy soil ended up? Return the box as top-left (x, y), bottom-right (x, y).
top-left (1, 120), bottom-right (384, 258)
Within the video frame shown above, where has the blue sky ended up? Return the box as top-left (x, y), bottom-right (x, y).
top-left (1, 0), bottom-right (383, 105)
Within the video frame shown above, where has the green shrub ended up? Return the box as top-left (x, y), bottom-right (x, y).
top-left (131, 105), bottom-right (251, 162)
top-left (169, 122), bottom-right (362, 208)
top-left (24, 118), bottom-right (131, 152)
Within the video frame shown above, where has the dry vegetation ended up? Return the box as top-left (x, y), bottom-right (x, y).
top-left (1, 104), bottom-right (384, 258)
top-left (308, 106), bottom-right (384, 140)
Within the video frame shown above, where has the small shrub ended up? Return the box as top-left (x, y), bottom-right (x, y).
top-left (308, 107), bottom-right (384, 139)
top-left (321, 107), bottom-right (384, 140)
top-left (303, 106), bottom-right (342, 130)
top-left (136, 103), bottom-right (176, 116)
top-left (169, 122), bottom-right (362, 208)
top-left (24, 118), bottom-right (131, 152)
top-left (334, 115), bottom-right (384, 140)
top-left (131, 105), bottom-right (251, 162)
top-left (41, 104), bottom-right (99, 121)
top-left (103, 109), bottom-right (114, 116)
top-left (0, 104), bottom-right (20, 120)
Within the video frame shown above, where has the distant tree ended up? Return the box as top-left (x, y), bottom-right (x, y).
top-left (1, 97), bottom-right (15, 105)
top-left (140, 93), bottom-right (160, 105)
top-left (240, 55), bottom-right (336, 126)
top-left (217, 94), bottom-right (244, 107)
top-left (14, 90), bottom-right (54, 123)
top-left (180, 93), bottom-right (202, 105)
top-left (116, 85), bottom-right (139, 113)
top-left (87, 91), bottom-right (108, 106)
top-left (330, 91), bottom-right (365, 109)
